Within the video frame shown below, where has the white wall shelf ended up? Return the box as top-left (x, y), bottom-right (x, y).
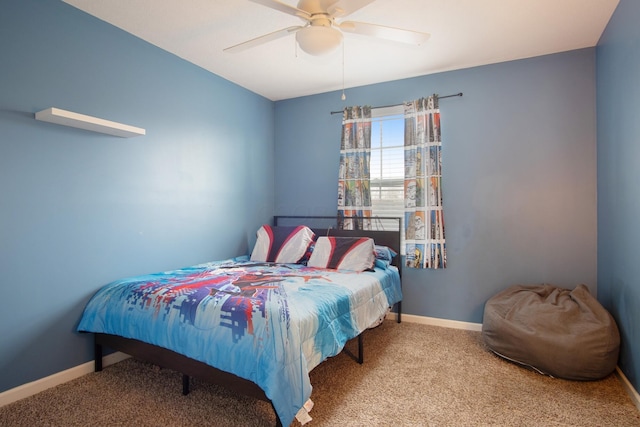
top-left (35, 107), bottom-right (145, 138)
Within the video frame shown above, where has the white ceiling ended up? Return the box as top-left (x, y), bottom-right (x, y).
top-left (62, 0), bottom-right (619, 101)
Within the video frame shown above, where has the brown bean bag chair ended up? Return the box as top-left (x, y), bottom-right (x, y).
top-left (482, 284), bottom-right (620, 380)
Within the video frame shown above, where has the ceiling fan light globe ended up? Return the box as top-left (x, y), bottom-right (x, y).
top-left (296, 26), bottom-right (343, 55)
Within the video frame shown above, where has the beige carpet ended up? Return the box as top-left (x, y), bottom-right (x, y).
top-left (1, 321), bottom-right (639, 426)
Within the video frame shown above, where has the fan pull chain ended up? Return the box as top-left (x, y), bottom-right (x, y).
top-left (341, 40), bottom-right (346, 101)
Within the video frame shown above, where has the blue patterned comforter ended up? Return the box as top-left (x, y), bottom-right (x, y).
top-left (77, 256), bottom-right (402, 426)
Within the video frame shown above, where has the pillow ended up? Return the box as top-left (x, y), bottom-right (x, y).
top-left (374, 258), bottom-right (389, 270)
top-left (374, 245), bottom-right (397, 264)
top-left (307, 236), bottom-right (375, 272)
top-left (250, 225), bottom-right (315, 264)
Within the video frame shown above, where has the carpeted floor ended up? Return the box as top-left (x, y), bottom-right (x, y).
top-left (1, 321), bottom-right (639, 426)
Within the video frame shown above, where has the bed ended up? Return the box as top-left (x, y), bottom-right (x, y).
top-left (77, 216), bottom-right (402, 427)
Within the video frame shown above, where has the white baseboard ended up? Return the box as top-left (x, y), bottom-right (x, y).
top-left (388, 312), bottom-right (484, 332)
top-left (0, 352), bottom-right (130, 408)
top-left (616, 366), bottom-right (640, 412)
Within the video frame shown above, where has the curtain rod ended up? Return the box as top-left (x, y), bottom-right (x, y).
top-left (329, 92), bottom-right (463, 115)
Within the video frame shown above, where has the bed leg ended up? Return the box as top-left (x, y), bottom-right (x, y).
top-left (94, 336), bottom-right (103, 372)
top-left (357, 334), bottom-right (364, 364)
top-left (397, 301), bottom-right (402, 323)
top-left (182, 374), bottom-right (190, 395)
top-left (271, 401), bottom-right (283, 427)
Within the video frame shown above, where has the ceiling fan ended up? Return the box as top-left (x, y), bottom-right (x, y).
top-left (224, 0), bottom-right (430, 56)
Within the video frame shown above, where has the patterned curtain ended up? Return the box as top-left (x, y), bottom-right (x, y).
top-left (337, 106), bottom-right (372, 230)
top-left (404, 96), bottom-right (446, 269)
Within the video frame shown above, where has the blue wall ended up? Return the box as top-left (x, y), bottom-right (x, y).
top-left (0, 0), bottom-right (274, 393)
top-left (275, 49), bottom-right (598, 324)
top-left (596, 0), bottom-right (640, 395)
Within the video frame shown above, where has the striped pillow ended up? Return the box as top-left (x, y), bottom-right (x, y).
top-left (250, 225), bottom-right (315, 264)
top-left (307, 236), bottom-right (375, 271)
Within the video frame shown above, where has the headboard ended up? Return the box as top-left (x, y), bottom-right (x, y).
top-left (273, 215), bottom-right (402, 272)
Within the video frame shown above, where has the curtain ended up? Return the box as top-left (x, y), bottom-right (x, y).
top-left (404, 96), bottom-right (446, 269)
top-left (337, 106), bottom-right (372, 230)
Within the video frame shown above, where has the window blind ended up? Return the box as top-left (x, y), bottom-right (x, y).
top-left (370, 106), bottom-right (405, 250)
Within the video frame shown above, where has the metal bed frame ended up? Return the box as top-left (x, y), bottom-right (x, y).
top-left (92, 216), bottom-right (402, 427)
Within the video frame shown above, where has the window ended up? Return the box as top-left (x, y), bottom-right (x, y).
top-left (370, 105), bottom-right (405, 249)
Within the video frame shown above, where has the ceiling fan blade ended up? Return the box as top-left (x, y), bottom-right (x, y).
top-left (338, 21), bottom-right (430, 45)
top-left (328, 0), bottom-right (375, 18)
top-left (224, 26), bottom-right (302, 53)
top-left (249, 0), bottom-right (311, 20)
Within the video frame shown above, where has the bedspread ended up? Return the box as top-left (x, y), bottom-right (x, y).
top-left (77, 256), bottom-right (402, 426)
